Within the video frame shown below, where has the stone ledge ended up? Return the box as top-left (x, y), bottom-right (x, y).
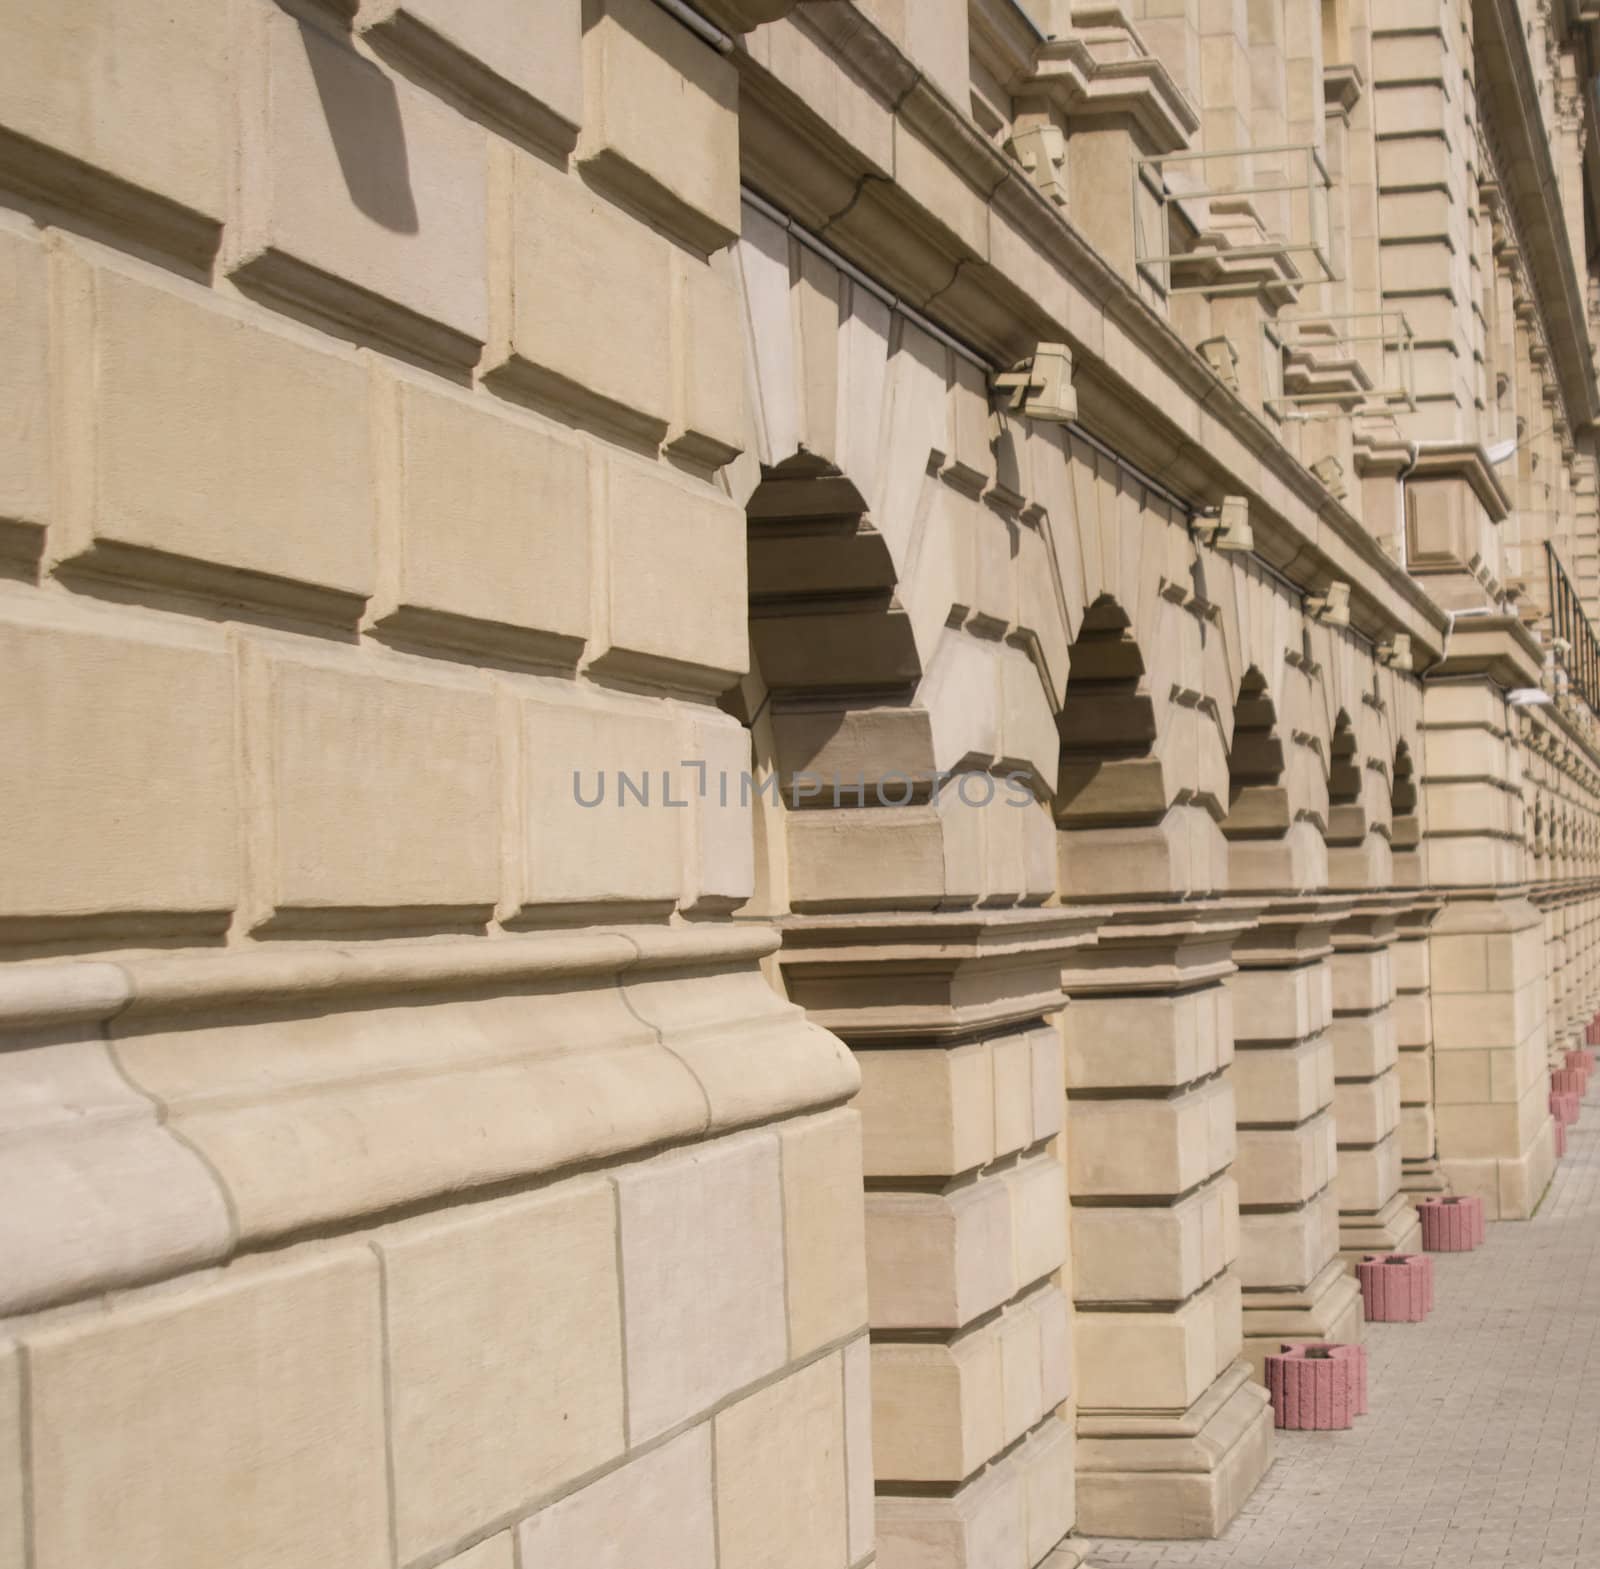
top-left (0, 924), bottom-right (856, 1312)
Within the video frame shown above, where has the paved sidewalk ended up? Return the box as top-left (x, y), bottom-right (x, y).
top-left (1080, 1102), bottom-right (1600, 1568)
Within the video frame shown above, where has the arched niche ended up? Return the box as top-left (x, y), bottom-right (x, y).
top-left (1223, 667), bottom-right (1329, 892)
top-left (1054, 595), bottom-right (1226, 898)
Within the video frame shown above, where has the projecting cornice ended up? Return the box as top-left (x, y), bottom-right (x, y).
top-left (734, 2), bottom-right (1451, 656)
top-left (1475, 0), bottom-right (1600, 432)
top-left (695, 0), bottom-right (827, 30)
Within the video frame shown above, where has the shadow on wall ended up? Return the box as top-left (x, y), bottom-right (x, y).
top-left (300, 20), bottom-right (419, 234)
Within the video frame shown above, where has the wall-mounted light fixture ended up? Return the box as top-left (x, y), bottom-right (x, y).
top-left (1378, 633), bottom-right (1413, 672)
top-left (1194, 494), bottom-right (1254, 552)
top-left (1306, 581), bottom-right (1351, 627)
top-left (992, 343), bottom-right (1077, 423)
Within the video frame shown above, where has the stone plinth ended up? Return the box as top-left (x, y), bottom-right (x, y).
top-left (1064, 900), bottom-right (1271, 1539)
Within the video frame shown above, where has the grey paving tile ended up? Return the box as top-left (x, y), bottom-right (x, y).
top-left (1077, 1096), bottom-right (1600, 1569)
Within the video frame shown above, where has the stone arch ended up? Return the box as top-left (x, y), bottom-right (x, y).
top-left (735, 201), bottom-right (1074, 915)
top-left (1391, 738), bottom-right (1421, 880)
top-left (1054, 593), bottom-right (1225, 897)
top-left (1223, 665), bottom-right (1329, 892)
top-left (1326, 707), bottom-right (1393, 889)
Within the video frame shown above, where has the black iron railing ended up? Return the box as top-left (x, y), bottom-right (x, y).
top-left (1545, 541), bottom-right (1600, 715)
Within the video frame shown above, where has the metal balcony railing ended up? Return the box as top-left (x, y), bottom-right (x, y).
top-left (1133, 144), bottom-right (1335, 299)
top-left (1545, 541), bottom-right (1600, 716)
top-left (1269, 311), bottom-right (1418, 422)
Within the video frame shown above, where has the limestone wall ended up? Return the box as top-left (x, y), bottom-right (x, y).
top-left (5, 1), bottom-right (1600, 1566)
top-left (0, 4), bottom-right (870, 1568)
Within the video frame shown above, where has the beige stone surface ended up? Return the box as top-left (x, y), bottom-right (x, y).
top-left (518, 694), bottom-right (683, 916)
top-left (0, 605), bottom-right (236, 925)
top-left (26, 1250), bottom-right (390, 1569)
top-left (615, 1130), bottom-right (789, 1442)
top-left (855, 1042), bottom-right (996, 1177)
top-left (781, 1108), bottom-right (870, 1355)
top-left (234, 7), bottom-right (487, 363)
top-left (0, 1032), bottom-right (233, 1313)
top-left (579, 0), bottom-right (740, 253)
top-left (0, 224), bottom-right (48, 564)
top-left (519, 1425), bottom-right (714, 1569)
top-left (359, 0), bottom-right (581, 153)
top-left (379, 378), bottom-right (589, 662)
top-left (378, 1180), bottom-right (624, 1561)
top-left (0, 0), bottom-right (228, 253)
top-left (438, 1536), bottom-right (516, 1569)
top-left (65, 260), bottom-right (374, 617)
top-left (598, 454), bottom-right (748, 691)
top-left (844, 1334), bottom-right (876, 1562)
top-left (0, 1342), bottom-right (20, 1569)
top-left (252, 651), bottom-right (499, 924)
top-left (715, 1353), bottom-right (849, 1569)
top-left (487, 150), bottom-right (671, 441)
top-left (866, 1178), bottom-right (1014, 1329)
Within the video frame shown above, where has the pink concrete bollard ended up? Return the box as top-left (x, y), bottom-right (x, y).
top-left (1556, 1119), bottom-right (1569, 1158)
top-left (1551, 1089), bottom-right (1581, 1126)
top-left (1418, 1195), bottom-right (1484, 1251)
top-left (1552, 1067), bottom-right (1585, 1098)
top-left (1266, 1344), bottom-right (1364, 1429)
top-left (1356, 1253), bottom-right (1434, 1321)
top-left (1563, 1049), bottom-right (1592, 1087)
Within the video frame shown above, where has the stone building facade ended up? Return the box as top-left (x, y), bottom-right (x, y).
top-left (1, 0), bottom-right (1599, 1566)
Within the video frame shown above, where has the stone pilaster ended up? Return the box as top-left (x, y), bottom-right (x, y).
top-left (1329, 901), bottom-right (1421, 1257)
top-left (1422, 620), bottom-right (1559, 1218)
top-left (1395, 899), bottom-right (1448, 1199)
top-left (780, 910), bottom-right (1093, 1569)
top-left (1231, 897), bottom-right (1364, 1376)
top-left (1063, 902), bottom-right (1272, 1540)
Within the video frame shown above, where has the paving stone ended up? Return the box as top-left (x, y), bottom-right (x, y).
top-left (1080, 1089), bottom-right (1600, 1567)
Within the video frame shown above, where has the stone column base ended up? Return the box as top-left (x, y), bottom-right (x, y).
top-left (1337, 1192), bottom-right (1421, 1261)
top-left (1240, 1259), bottom-right (1364, 1380)
top-left (1075, 1362), bottom-right (1272, 1538)
top-left (1441, 1115), bottom-right (1559, 1219)
top-left (1401, 1156), bottom-right (1450, 1201)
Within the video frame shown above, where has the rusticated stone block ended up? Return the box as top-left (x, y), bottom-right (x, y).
top-left (866, 1177), bottom-right (1014, 1330)
top-left (714, 1354), bottom-right (849, 1569)
top-left (359, 0), bottom-right (581, 156)
top-left (0, 1342), bottom-right (19, 1569)
top-left (593, 455), bottom-right (747, 693)
top-left (1265, 1344), bottom-right (1362, 1430)
top-left (519, 1425), bottom-right (714, 1569)
top-left (486, 150), bottom-right (671, 443)
top-left (579, 0), bottom-right (740, 253)
top-left (1356, 1253), bottom-right (1433, 1322)
top-left (26, 1251), bottom-right (390, 1569)
top-left (614, 1131), bottom-right (788, 1442)
top-left (1417, 1194), bottom-right (1485, 1252)
top-left (251, 652), bottom-right (499, 928)
top-left (517, 695), bottom-right (683, 919)
top-left (377, 378), bottom-right (589, 663)
top-left (0, 608), bottom-right (237, 932)
top-left (0, 224), bottom-right (49, 571)
top-left (377, 1180), bottom-right (625, 1562)
top-left (233, 8), bottom-right (488, 368)
top-left (64, 260), bottom-right (374, 621)
top-left (0, 0), bottom-right (228, 260)
top-left (780, 1108), bottom-right (869, 1356)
